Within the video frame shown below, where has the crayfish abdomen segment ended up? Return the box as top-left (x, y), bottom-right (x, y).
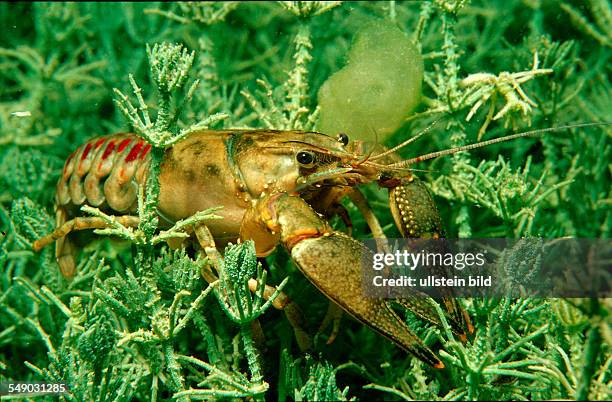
top-left (57, 134), bottom-right (152, 212)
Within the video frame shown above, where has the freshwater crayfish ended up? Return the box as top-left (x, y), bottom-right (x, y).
top-left (33, 124), bottom-right (591, 368)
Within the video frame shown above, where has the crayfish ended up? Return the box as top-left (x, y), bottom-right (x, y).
top-left (34, 124), bottom-right (578, 368)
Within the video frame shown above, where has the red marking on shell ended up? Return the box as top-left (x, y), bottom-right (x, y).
top-left (81, 143), bottom-right (93, 160)
top-left (140, 143), bottom-right (151, 159)
top-left (125, 142), bottom-right (144, 163)
top-left (94, 138), bottom-right (105, 149)
top-left (101, 141), bottom-right (116, 160)
top-left (64, 152), bottom-right (75, 173)
top-left (117, 138), bottom-right (132, 152)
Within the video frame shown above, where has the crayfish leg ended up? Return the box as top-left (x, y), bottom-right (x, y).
top-left (327, 203), bottom-right (353, 237)
top-left (55, 205), bottom-right (75, 278)
top-left (56, 235), bottom-right (76, 278)
top-left (247, 278), bottom-right (312, 351)
top-left (348, 188), bottom-right (387, 240)
top-left (32, 211), bottom-right (140, 279)
top-left (317, 301), bottom-right (343, 345)
top-left (194, 223), bottom-right (312, 351)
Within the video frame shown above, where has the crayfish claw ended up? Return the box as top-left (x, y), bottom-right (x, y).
top-left (245, 193), bottom-right (447, 368)
top-left (386, 177), bottom-right (475, 340)
top-left (391, 296), bottom-right (471, 342)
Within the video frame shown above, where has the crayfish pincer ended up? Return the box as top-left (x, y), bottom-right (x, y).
top-left (33, 128), bottom-right (478, 368)
top-left (241, 192), bottom-right (451, 367)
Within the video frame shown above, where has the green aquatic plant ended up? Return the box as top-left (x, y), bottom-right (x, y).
top-left (559, 0), bottom-right (611, 47)
top-left (1, 1), bottom-right (610, 401)
top-left (145, 2), bottom-right (241, 26)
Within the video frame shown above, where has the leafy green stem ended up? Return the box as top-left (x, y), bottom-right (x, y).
top-left (240, 323), bottom-right (267, 401)
top-left (575, 298), bottom-right (603, 401)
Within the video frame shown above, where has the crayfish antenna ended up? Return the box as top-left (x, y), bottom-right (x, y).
top-left (370, 118), bottom-right (442, 161)
top-left (388, 121), bottom-right (612, 168)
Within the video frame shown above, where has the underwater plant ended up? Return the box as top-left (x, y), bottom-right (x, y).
top-left (1, 1), bottom-right (610, 401)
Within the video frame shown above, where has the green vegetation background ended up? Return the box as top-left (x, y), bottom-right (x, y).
top-left (0, 1), bottom-right (610, 401)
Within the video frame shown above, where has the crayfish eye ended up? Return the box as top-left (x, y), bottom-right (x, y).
top-left (296, 150), bottom-right (315, 167)
top-left (337, 132), bottom-right (349, 146)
